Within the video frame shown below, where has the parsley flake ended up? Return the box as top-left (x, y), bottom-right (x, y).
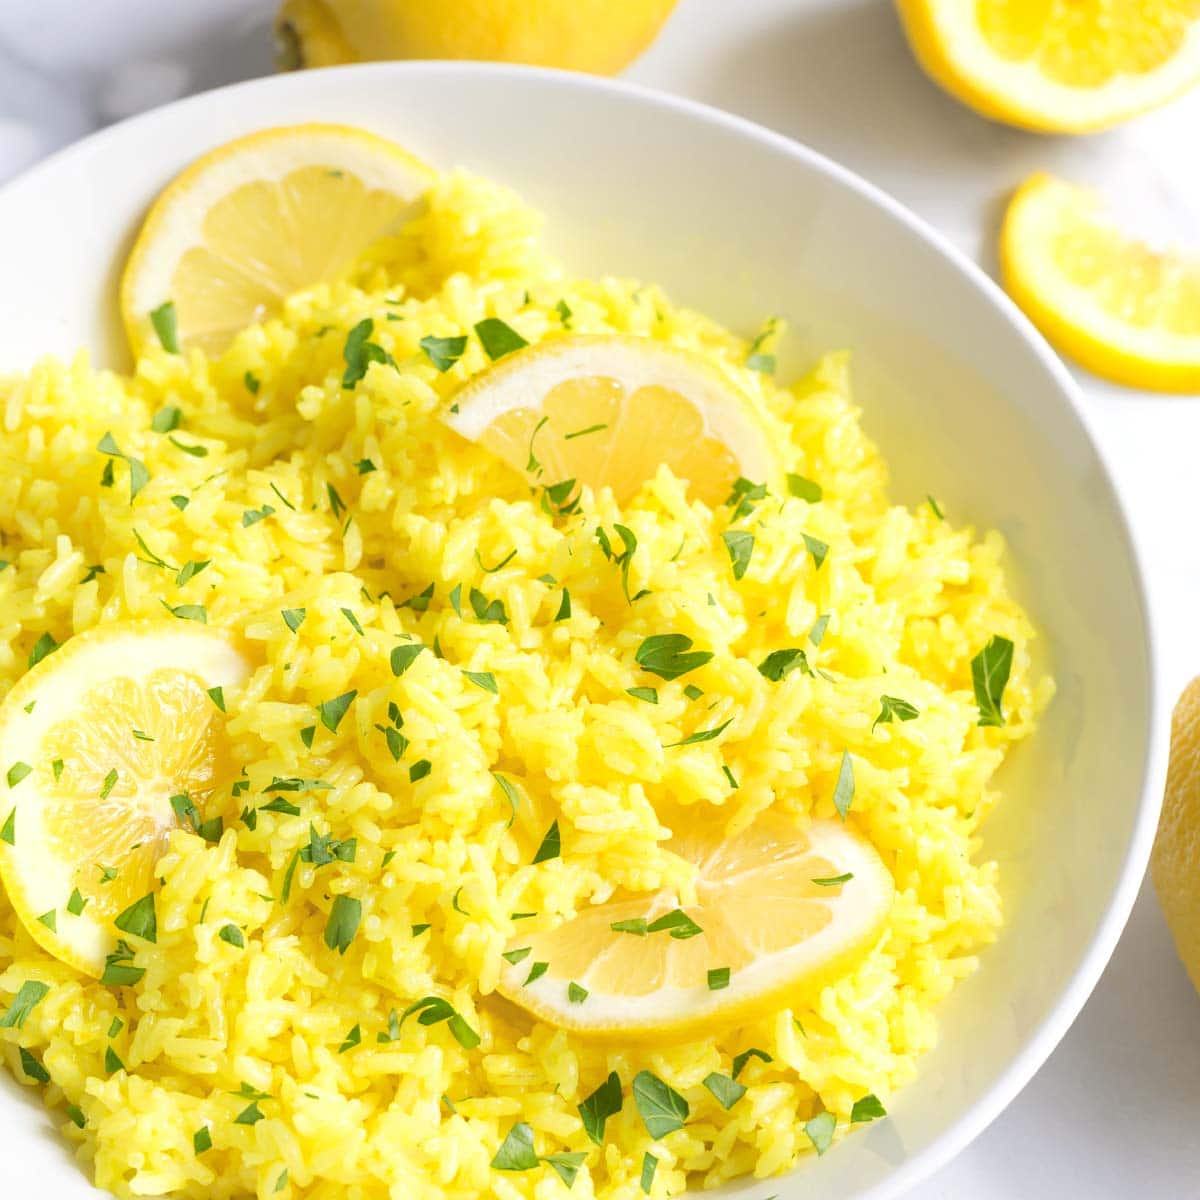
top-left (475, 317), bottom-right (528, 361)
top-left (703, 1071), bottom-right (746, 1109)
top-left (635, 633), bottom-right (712, 681)
top-left (491, 1122), bottom-right (538, 1171)
top-left (532, 820), bottom-right (560, 864)
top-left (323, 895), bottom-right (361, 954)
top-left (419, 334), bottom-right (468, 372)
top-left (149, 301), bottom-right (179, 353)
top-left (805, 1110), bottom-right (836, 1155)
top-left (972, 635), bottom-right (1014, 728)
top-left (851, 1094), bottom-right (887, 1123)
top-left (633, 1070), bottom-right (689, 1138)
top-left (832, 751), bottom-right (855, 819)
top-left (0, 980), bottom-right (49, 1028)
top-left (721, 530), bottom-right (754, 580)
top-left (873, 695), bottom-right (920, 731)
top-left (579, 1071), bottom-right (623, 1144)
top-left (114, 893), bottom-right (157, 943)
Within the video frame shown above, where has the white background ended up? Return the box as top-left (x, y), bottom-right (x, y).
top-left (2, 1), bottom-right (1199, 1196)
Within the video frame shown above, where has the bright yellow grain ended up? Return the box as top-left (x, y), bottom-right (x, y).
top-left (0, 170), bottom-right (1050, 1198)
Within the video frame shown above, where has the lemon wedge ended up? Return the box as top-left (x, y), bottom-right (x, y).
top-left (444, 334), bottom-right (776, 506)
top-left (496, 814), bottom-right (893, 1041)
top-left (895, 0), bottom-right (1200, 132)
top-left (0, 622), bottom-right (249, 976)
top-left (1001, 172), bottom-right (1200, 392)
top-left (121, 123), bottom-right (435, 356)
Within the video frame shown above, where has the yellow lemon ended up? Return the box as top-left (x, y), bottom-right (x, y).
top-left (1153, 677), bottom-right (1200, 995)
top-left (274, 0), bottom-right (678, 75)
top-left (1001, 172), bottom-right (1200, 392)
top-left (895, 0), bottom-right (1200, 133)
top-left (0, 622), bottom-right (249, 976)
top-left (120, 123), bottom-right (434, 356)
top-left (444, 333), bottom-right (777, 507)
top-left (496, 813), bottom-right (893, 1041)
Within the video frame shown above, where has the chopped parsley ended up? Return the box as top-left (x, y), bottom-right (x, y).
top-left (474, 317), bottom-right (528, 361)
top-left (641, 1152), bottom-right (658, 1193)
top-left (282, 607), bottom-right (306, 633)
top-left (532, 820), bottom-right (560, 864)
top-left (873, 695), bottom-right (920, 731)
top-left (802, 533), bottom-right (828, 569)
top-left (113, 893), bottom-right (157, 943)
top-left (401, 582), bottom-right (434, 611)
top-left (218, 924), bottom-right (245, 948)
top-left (244, 371), bottom-right (260, 395)
top-left (732, 1048), bottom-right (772, 1078)
top-left (193, 1126), bottom-right (212, 1154)
top-left (491, 773), bottom-right (520, 827)
top-left (151, 405), bottom-right (182, 433)
top-left (707, 967), bottom-right (731, 990)
top-left (340, 607), bottom-right (364, 635)
top-left (161, 601), bottom-right (207, 623)
top-left (812, 872), bottom-right (853, 886)
top-left (398, 996), bottom-right (480, 1048)
top-left (339, 1024), bottom-right (361, 1052)
top-left (0, 811), bottom-right (12, 845)
top-left (832, 751), bottom-right (855, 819)
top-left (502, 946), bottom-right (531, 965)
top-left (745, 316), bottom-right (781, 374)
top-left (19, 1048), bottom-right (49, 1084)
top-left (97, 432), bottom-right (150, 502)
top-left (579, 1071), bottom-right (623, 1144)
top-left (169, 435), bottom-right (207, 457)
top-left (721, 530), bottom-right (754, 580)
top-left (787, 473), bottom-right (823, 502)
top-left (99, 768), bottom-right (119, 800)
top-left (805, 1110), bottom-right (836, 1155)
top-left (758, 648), bottom-right (810, 682)
top-left (342, 318), bottom-right (396, 388)
top-left (595, 523), bottom-right (645, 603)
top-left (104, 1046), bottom-right (126, 1074)
top-left (206, 686), bottom-right (225, 712)
top-left (927, 494), bottom-right (944, 519)
top-left (646, 909), bottom-right (703, 940)
top-left (544, 1151), bottom-right (587, 1187)
top-left (419, 334), bottom-right (468, 372)
top-left (702, 1071), bottom-right (746, 1109)
top-left (567, 981), bottom-right (589, 1004)
top-left (611, 918), bottom-right (649, 936)
top-left (6, 762), bottom-right (31, 788)
top-left (28, 631), bottom-right (59, 668)
top-left (722, 764), bottom-right (739, 789)
top-left (852, 1094), bottom-right (887, 1123)
top-left (0, 980), bottom-right (50, 1028)
top-left (491, 1122), bottom-right (538, 1171)
top-left (553, 589), bottom-right (572, 621)
top-left (149, 301), bottom-right (179, 353)
top-left (323, 895), bottom-right (362, 955)
top-left (100, 941), bottom-right (143, 986)
top-left (67, 888), bottom-right (86, 915)
top-left (391, 642), bottom-right (424, 675)
top-left (355, 457), bottom-right (376, 474)
top-left (469, 586), bottom-right (507, 624)
top-left (565, 423), bottom-right (606, 440)
top-left (726, 476), bottom-right (767, 521)
top-left (242, 503), bottom-right (275, 527)
top-left (632, 1070), bottom-right (689, 1138)
top-left (626, 686), bottom-right (658, 704)
top-left (317, 689), bottom-right (357, 733)
top-left (476, 547), bottom-right (517, 574)
top-left (809, 614), bottom-right (831, 647)
top-left (972, 635), bottom-right (1014, 728)
top-left (555, 299), bottom-right (573, 326)
top-left (409, 759), bottom-right (432, 782)
top-left (524, 961), bottom-right (549, 985)
top-left (464, 670), bottom-right (498, 694)
top-left (666, 718), bottom-right (733, 747)
top-left (635, 633), bottom-right (712, 681)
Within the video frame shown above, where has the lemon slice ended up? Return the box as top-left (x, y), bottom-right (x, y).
top-left (496, 814), bottom-right (893, 1041)
top-left (444, 334), bottom-right (776, 506)
top-left (1001, 172), bottom-right (1200, 392)
top-left (0, 622), bottom-right (249, 976)
top-left (896, 0), bottom-right (1200, 132)
top-left (121, 123), bottom-right (435, 356)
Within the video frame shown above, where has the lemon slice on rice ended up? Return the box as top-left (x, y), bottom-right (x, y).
top-left (496, 813), bottom-right (893, 1041)
top-left (1001, 172), bottom-right (1200, 392)
top-left (895, 0), bottom-right (1200, 133)
top-left (121, 123), bottom-right (435, 356)
top-left (0, 622), bottom-right (249, 976)
top-left (444, 334), bottom-right (776, 506)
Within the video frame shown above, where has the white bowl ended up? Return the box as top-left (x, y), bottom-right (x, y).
top-left (0, 63), bottom-right (1162, 1200)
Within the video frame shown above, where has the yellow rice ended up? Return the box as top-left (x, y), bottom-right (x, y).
top-left (0, 170), bottom-right (1051, 1198)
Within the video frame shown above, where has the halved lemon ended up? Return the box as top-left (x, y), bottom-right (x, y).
top-left (1001, 172), bottom-right (1200, 392)
top-left (496, 814), bottom-right (893, 1041)
top-left (444, 334), bottom-right (776, 506)
top-left (896, 0), bottom-right (1200, 133)
top-left (0, 622), bottom-right (249, 976)
top-left (121, 123), bottom-right (435, 356)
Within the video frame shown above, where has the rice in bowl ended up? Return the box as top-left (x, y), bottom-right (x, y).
top-left (0, 169), bottom-right (1051, 1198)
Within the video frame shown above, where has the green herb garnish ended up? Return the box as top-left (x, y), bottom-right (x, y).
top-left (419, 334), bottom-right (468, 372)
top-left (323, 895), bottom-right (361, 954)
top-left (0, 980), bottom-right (49, 1028)
top-left (873, 695), bottom-right (920, 731)
top-left (579, 1071), bottom-right (623, 1144)
top-left (641, 1152), bottom-right (657, 1194)
top-left (646, 909), bottom-right (703, 940)
top-left (758, 648), bottom-right (810, 682)
top-left (491, 1122), bottom-right (538, 1171)
top-left (475, 318), bottom-right (528, 361)
top-left (667, 719), bottom-right (732, 748)
top-left (97, 433), bottom-right (150, 501)
top-left (632, 1070), bottom-right (689, 1138)
top-left (567, 981), bottom-right (588, 1004)
top-left (972, 635), bottom-right (1013, 728)
top-left (218, 924), bottom-right (245, 948)
top-left (149, 301), bottom-right (179, 353)
top-left (805, 1110), bottom-right (836, 1155)
top-left (731, 1048), bottom-right (772, 1079)
top-left (626, 687), bottom-right (658, 704)
top-left (703, 1071), bottom-right (746, 1109)
top-left (635, 633), bottom-right (712, 681)
top-left (114, 893), bottom-right (156, 943)
top-left (342, 318), bottom-right (396, 388)
top-left (787, 473), bottom-right (822, 502)
top-left (721, 530), bottom-right (754, 581)
top-left (398, 996), bottom-right (480, 1048)
top-left (532, 820), bottom-right (560, 864)
top-left (317, 689), bottom-right (357, 733)
top-left (707, 967), bottom-right (730, 990)
top-left (832, 751), bottom-right (854, 819)
top-left (851, 1094), bottom-right (887, 1123)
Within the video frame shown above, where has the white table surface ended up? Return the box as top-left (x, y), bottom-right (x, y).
top-left (2, 2), bottom-right (1199, 1197)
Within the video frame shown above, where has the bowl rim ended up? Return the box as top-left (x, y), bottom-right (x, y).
top-left (0, 59), bottom-right (1165, 1200)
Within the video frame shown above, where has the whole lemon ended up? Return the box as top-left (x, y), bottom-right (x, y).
top-left (1153, 676), bottom-right (1200, 993)
top-left (275, 0), bottom-right (678, 76)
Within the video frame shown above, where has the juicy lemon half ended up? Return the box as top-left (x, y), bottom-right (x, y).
top-left (895, 0), bottom-right (1200, 133)
top-left (1001, 172), bottom-right (1200, 392)
top-left (444, 334), bottom-right (776, 506)
top-left (496, 814), bottom-right (893, 1041)
top-left (0, 622), bottom-right (249, 975)
top-left (120, 123), bottom-right (435, 356)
